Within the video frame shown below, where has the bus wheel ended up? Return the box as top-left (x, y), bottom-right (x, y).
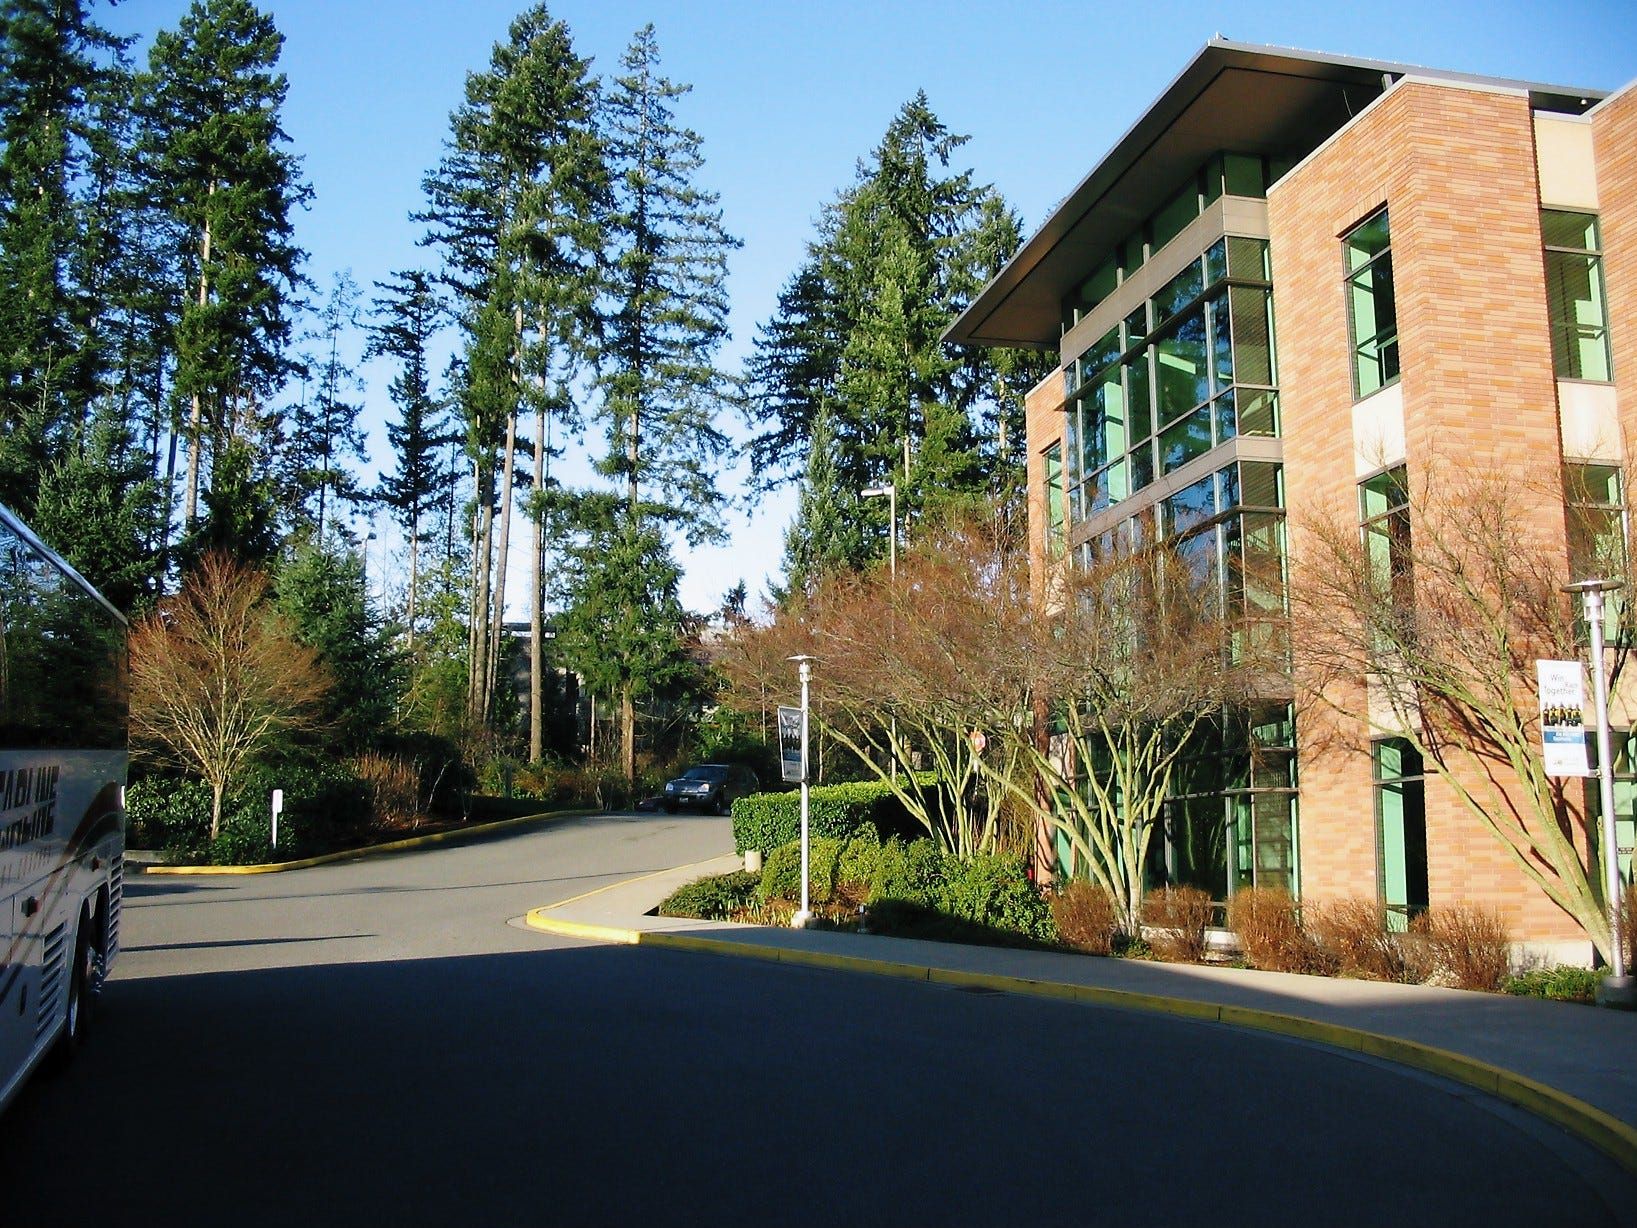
top-left (55, 919), bottom-right (95, 1062)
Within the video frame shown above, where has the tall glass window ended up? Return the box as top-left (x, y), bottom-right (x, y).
top-left (1346, 209), bottom-right (1399, 398)
top-left (1543, 211), bottom-right (1612, 382)
top-left (1374, 738), bottom-right (1429, 929)
top-left (1360, 465), bottom-right (1412, 615)
top-left (1045, 443), bottom-right (1066, 558)
top-left (1585, 730), bottom-right (1637, 885)
top-left (1565, 462), bottom-right (1627, 642)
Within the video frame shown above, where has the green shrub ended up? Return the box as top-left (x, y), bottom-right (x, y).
top-left (730, 776), bottom-right (931, 853)
top-left (870, 837), bottom-right (945, 908)
top-left (659, 871), bottom-right (761, 920)
top-left (759, 837), bottom-right (846, 904)
top-left (128, 763), bottom-right (371, 865)
top-left (229, 762), bottom-right (371, 860)
top-left (125, 776), bottom-right (212, 857)
top-left (1503, 966), bottom-right (1604, 1004)
top-left (939, 854), bottom-right (1057, 944)
top-left (837, 834), bottom-right (881, 888)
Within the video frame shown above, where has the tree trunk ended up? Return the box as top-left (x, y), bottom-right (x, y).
top-left (468, 455), bottom-right (495, 726)
top-left (406, 520), bottom-right (419, 652)
top-left (487, 406), bottom-right (518, 715)
top-left (621, 682), bottom-right (636, 784)
top-left (209, 778), bottom-right (224, 844)
top-left (529, 395), bottom-right (546, 762)
top-left (183, 193), bottom-right (213, 526)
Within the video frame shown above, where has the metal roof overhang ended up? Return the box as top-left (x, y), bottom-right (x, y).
top-left (946, 39), bottom-right (1604, 351)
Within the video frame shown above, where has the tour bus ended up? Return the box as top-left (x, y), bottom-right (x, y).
top-left (0, 501), bottom-right (126, 1115)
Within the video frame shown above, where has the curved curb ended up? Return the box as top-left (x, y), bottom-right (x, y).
top-left (143, 808), bottom-right (600, 876)
top-left (522, 911), bottom-right (1637, 1178)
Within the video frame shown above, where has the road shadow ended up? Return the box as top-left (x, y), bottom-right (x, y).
top-left (2, 942), bottom-right (1630, 1227)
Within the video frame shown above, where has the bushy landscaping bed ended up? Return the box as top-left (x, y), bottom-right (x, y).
top-left (663, 832), bottom-right (1056, 948)
top-left (127, 746), bottom-right (508, 867)
top-left (729, 777), bottom-right (930, 854)
top-left (662, 868), bottom-right (1611, 1002)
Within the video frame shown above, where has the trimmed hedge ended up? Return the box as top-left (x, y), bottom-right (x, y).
top-left (751, 834), bottom-right (1057, 946)
top-left (729, 776), bottom-right (929, 854)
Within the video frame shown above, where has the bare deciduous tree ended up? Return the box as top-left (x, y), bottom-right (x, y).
top-left (807, 519), bottom-right (1035, 858)
top-left (992, 534), bottom-right (1262, 933)
top-left (1292, 459), bottom-right (1628, 958)
top-left (129, 554), bottom-right (329, 840)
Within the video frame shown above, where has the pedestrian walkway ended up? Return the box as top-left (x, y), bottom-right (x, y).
top-left (523, 859), bottom-right (1637, 1175)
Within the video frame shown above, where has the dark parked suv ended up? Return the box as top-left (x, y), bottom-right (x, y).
top-left (663, 763), bottom-right (758, 814)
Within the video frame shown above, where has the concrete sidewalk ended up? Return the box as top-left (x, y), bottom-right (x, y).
top-left (524, 861), bottom-right (1637, 1174)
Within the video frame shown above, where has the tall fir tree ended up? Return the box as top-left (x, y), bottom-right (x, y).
top-left (419, 3), bottom-right (604, 733)
top-left (369, 268), bottom-right (449, 648)
top-left (283, 269), bottom-right (369, 540)
top-left (142, 0), bottom-right (309, 536)
top-left (554, 497), bottom-right (697, 782)
top-left (598, 23), bottom-right (739, 541)
top-left (0, 0), bottom-right (122, 515)
top-left (748, 94), bottom-right (1049, 594)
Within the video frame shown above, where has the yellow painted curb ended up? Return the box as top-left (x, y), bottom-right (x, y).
top-left (142, 808), bottom-right (599, 875)
top-left (520, 911), bottom-right (1637, 1177)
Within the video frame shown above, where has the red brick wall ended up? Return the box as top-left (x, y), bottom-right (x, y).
top-left (1271, 82), bottom-right (1581, 943)
top-left (1592, 86), bottom-right (1637, 447)
top-left (1025, 367), bottom-right (1066, 607)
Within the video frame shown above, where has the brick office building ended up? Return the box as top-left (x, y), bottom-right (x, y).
top-left (946, 41), bottom-right (1635, 958)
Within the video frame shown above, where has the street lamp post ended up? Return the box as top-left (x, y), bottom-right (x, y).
top-left (861, 484), bottom-right (897, 782)
top-left (1563, 578), bottom-right (1633, 1006)
top-left (788, 655), bottom-right (817, 929)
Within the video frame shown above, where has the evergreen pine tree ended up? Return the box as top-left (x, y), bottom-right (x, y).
top-left (748, 94), bottom-right (1049, 589)
top-left (598, 24), bottom-right (739, 541)
top-left (142, 0), bottom-right (310, 530)
top-left (0, 0), bottom-right (122, 513)
top-left (369, 268), bottom-right (449, 647)
top-left (555, 497), bottom-right (698, 782)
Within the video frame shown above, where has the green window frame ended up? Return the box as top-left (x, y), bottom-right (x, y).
top-left (1360, 465), bottom-right (1413, 615)
top-left (1044, 443), bottom-right (1066, 558)
top-left (1565, 461), bottom-right (1627, 643)
top-left (1345, 209), bottom-right (1399, 399)
top-left (1374, 737), bottom-right (1429, 929)
top-left (1543, 210), bottom-right (1613, 381)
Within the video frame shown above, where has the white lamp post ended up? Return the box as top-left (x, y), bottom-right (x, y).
top-left (788, 655), bottom-right (817, 929)
top-left (1563, 578), bottom-right (1633, 1005)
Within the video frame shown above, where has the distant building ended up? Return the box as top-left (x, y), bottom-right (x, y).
top-left (947, 40), bottom-right (1635, 959)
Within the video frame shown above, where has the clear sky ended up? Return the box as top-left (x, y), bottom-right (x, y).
top-left (108, 0), bottom-right (1637, 613)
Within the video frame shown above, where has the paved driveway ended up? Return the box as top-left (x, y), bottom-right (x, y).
top-left (3, 811), bottom-right (1630, 1226)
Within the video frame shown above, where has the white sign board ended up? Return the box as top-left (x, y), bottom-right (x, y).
top-left (778, 705), bottom-right (806, 783)
top-left (1537, 659), bottom-right (1592, 777)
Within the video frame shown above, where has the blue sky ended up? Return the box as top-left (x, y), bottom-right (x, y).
top-left (109, 0), bottom-right (1637, 612)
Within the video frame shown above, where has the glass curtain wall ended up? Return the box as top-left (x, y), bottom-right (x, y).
top-left (1065, 236), bottom-right (1278, 524)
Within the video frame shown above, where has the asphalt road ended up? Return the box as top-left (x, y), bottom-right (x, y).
top-left (3, 811), bottom-right (1633, 1227)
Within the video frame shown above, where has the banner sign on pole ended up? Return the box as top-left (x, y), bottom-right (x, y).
top-left (1537, 659), bottom-right (1592, 777)
top-left (778, 705), bottom-right (806, 783)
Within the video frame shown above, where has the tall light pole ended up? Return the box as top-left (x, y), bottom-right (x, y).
top-left (788, 655), bottom-right (817, 928)
top-left (861, 484), bottom-right (897, 781)
top-left (1563, 578), bottom-right (1633, 1004)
